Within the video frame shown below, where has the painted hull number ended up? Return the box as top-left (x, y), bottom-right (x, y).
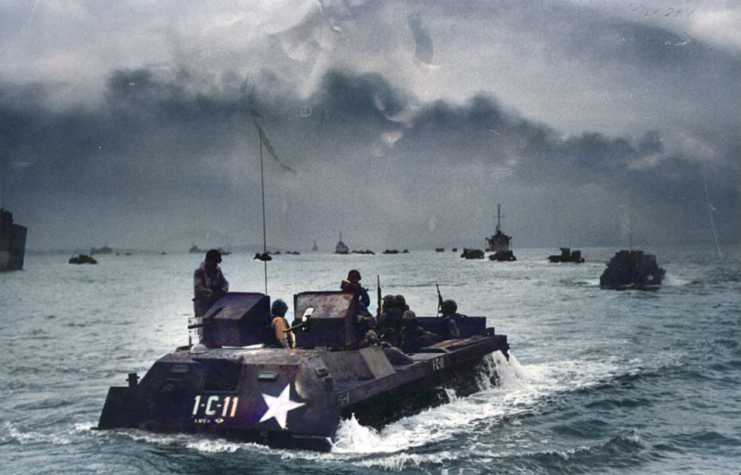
top-left (432, 357), bottom-right (445, 371)
top-left (192, 395), bottom-right (239, 419)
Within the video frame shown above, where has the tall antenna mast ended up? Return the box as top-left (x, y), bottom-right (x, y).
top-left (702, 165), bottom-right (725, 270)
top-left (257, 123), bottom-right (268, 294)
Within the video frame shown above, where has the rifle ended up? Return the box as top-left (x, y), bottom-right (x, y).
top-left (436, 284), bottom-right (444, 317)
top-left (377, 275), bottom-right (382, 317)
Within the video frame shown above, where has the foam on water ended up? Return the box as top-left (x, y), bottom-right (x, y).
top-left (3, 421), bottom-right (73, 446)
top-left (331, 352), bottom-right (537, 457)
top-left (662, 273), bottom-right (689, 286)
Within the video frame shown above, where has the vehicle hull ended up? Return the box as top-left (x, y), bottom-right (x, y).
top-left (99, 331), bottom-right (508, 451)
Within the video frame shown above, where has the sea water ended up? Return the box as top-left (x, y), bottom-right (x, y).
top-left (1, 247), bottom-right (739, 474)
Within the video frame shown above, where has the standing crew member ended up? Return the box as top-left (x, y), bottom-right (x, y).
top-left (270, 299), bottom-right (294, 348)
top-left (191, 249), bottom-right (229, 345)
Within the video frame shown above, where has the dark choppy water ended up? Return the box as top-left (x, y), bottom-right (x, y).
top-left (1, 246), bottom-right (739, 474)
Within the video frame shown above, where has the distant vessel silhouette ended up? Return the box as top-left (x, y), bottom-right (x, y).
top-left (0, 208), bottom-right (26, 271)
top-left (486, 205), bottom-right (516, 261)
top-left (334, 232), bottom-right (349, 254)
top-left (90, 246), bottom-right (112, 255)
top-left (461, 248), bottom-right (485, 259)
top-left (69, 254), bottom-right (97, 265)
top-left (548, 248), bottom-right (585, 263)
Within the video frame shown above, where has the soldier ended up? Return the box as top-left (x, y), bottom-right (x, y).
top-left (399, 310), bottom-right (439, 353)
top-left (191, 249), bottom-right (229, 345)
top-left (341, 269), bottom-right (371, 317)
top-left (269, 299), bottom-right (293, 349)
top-left (353, 316), bottom-right (379, 349)
top-left (377, 294), bottom-right (400, 341)
top-left (439, 299), bottom-right (462, 339)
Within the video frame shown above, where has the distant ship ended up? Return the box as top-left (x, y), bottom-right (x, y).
top-left (91, 246), bottom-right (112, 255)
top-left (69, 254), bottom-right (98, 265)
top-left (600, 250), bottom-right (665, 290)
top-left (461, 248), bottom-right (485, 259)
top-left (548, 248), bottom-right (585, 263)
top-left (334, 233), bottom-right (349, 255)
top-left (486, 205), bottom-right (516, 261)
top-left (189, 245), bottom-right (204, 254)
top-left (0, 208), bottom-right (27, 271)
top-left (312, 240), bottom-right (319, 252)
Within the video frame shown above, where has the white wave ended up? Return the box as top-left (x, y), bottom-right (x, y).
top-left (331, 414), bottom-right (397, 453)
top-left (331, 351), bottom-right (535, 456)
top-left (351, 450), bottom-right (459, 471)
top-left (105, 428), bottom-right (267, 454)
top-left (184, 437), bottom-right (250, 453)
top-left (3, 421), bottom-right (73, 445)
top-left (662, 273), bottom-right (689, 286)
top-left (74, 422), bottom-right (96, 432)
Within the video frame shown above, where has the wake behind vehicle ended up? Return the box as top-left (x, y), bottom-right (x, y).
top-left (98, 291), bottom-right (510, 451)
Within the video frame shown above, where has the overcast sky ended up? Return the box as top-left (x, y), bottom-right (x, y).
top-left (1, 0), bottom-right (738, 252)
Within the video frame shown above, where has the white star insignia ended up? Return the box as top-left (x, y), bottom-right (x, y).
top-left (259, 384), bottom-right (305, 430)
top-left (647, 274), bottom-right (654, 281)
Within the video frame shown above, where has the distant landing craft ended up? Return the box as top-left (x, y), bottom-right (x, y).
top-left (548, 248), bottom-right (585, 263)
top-left (600, 250), bottom-right (665, 290)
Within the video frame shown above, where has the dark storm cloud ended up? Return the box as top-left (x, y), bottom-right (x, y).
top-left (1, 0), bottom-right (738, 251)
top-left (2, 63), bottom-right (736, 251)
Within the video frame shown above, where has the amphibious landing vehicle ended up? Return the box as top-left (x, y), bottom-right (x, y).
top-left (548, 248), bottom-right (585, 263)
top-left (98, 291), bottom-right (509, 451)
top-left (600, 249), bottom-right (665, 290)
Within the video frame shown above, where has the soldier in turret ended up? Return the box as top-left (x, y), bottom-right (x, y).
top-left (341, 269), bottom-right (371, 317)
top-left (269, 299), bottom-right (293, 349)
top-left (439, 299), bottom-right (462, 339)
top-left (190, 249), bottom-right (229, 345)
top-left (193, 249), bottom-right (229, 317)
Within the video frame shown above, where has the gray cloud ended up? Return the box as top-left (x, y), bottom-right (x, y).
top-left (1, 0), bottom-right (738, 251)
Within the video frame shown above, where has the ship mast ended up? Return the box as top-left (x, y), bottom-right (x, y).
top-left (256, 122), bottom-right (269, 294)
top-left (496, 204), bottom-right (502, 233)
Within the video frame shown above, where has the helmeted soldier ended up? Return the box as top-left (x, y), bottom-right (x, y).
top-left (191, 249), bottom-right (229, 345)
top-left (439, 299), bottom-right (462, 339)
top-left (269, 299), bottom-right (293, 348)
